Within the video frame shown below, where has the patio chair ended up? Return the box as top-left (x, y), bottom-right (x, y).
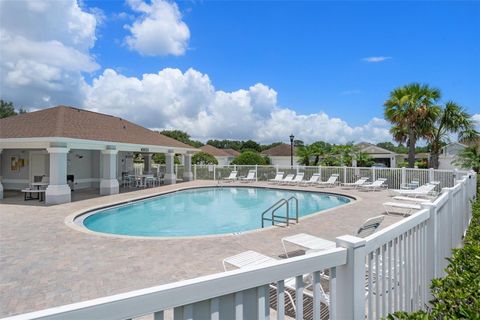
top-left (383, 202), bottom-right (422, 216)
top-left (268, 172), bottom-right (284, 184)
top-left (392, 196), bottom-right (433, 203)
top-left (400, 180), bottom-right (420, 190)
top-left (289, 172), bottom-right (305, 185)
top-left (316, 174), bottom-right (339, 188)
top-left (389, 183), bottom-right (437, 198)
top-left (279, 174), bottom-right (295, 184)
top-left (281, 215), bottom-right (385, 257)
top-left (357, 178), bottom-right (387, 192)
top-left (223, 250), bottom-right (330, 320)
top-left (298, 173), bottom-right (321, 186)
top-left (240, 170), bottom-right (256, 183)
top-left (341, 177), bottom-right (369, 189)
top-left (223, 171), bottom-right (238, 182)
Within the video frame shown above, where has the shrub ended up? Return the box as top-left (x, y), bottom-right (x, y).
top-left (231, 151), bottom-right (267, 165)
top-left (192, 152), bottom-right (218, 165)
top-left (387, 185), bottom-right (480, 319)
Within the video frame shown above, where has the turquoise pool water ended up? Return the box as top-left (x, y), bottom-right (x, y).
top-left (82, 187), bottom-right (351, 237)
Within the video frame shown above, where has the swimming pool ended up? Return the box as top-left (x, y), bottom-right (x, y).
top-left (80, 187), bottom-right (351, 237)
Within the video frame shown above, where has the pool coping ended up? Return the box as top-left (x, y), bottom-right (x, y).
top-left (65, 183), bottom-right (360, 240)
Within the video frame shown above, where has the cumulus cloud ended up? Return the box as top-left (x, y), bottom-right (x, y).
top-left (362, 56), bottom-right (392, 63)
top-left (0, 0), bottom-right (99, 107)
top-left (85, 67), bottom-right (392, 144)
top-left (473, 114), bottom-right (480, 131)
top-left (124, 0), bottom-right (190, 56)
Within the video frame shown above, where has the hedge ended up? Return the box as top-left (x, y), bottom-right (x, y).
top-left (387, 183), bottom-right (480, 319)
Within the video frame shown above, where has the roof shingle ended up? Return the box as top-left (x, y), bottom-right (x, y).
top-left (0, 106), bottom-right (194, 149)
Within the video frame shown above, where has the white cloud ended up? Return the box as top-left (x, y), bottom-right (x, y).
top-left (0, 0), bottom-right (99, 107)
top-left (473, 113), bottom-right (480, 131)
top-left (362, 56), bottom-right (392, 63)
top-left (85, 68), bottom-right (392, 144)
top-left (124, 0), bottom-right (190, 56)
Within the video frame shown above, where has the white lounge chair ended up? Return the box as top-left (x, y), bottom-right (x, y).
top-left (389, 183), bottom-right (437, 198)
top-left (316, 174), bottom-right (339, 188)
top-left (279, 173), bottom-right (295, 184)
top-left (357, 178), bottom-right (387, 191)
top-left (223, 250), bottom-right (330, 319)
top-left (223, 170), bottom-right (238, 182)
top-left (298, 173), bottom-right (321, 186)
top-left (341, 177), bottom-right (369, 189)
top-left (289, 172), bottom-right (305, 185)
top-left (268, 171), bottom-right (284, 184)
top-left (383, 202), bottom-right (422, 216)
top-left (281, 215), bottom-right (385, 257)
top-left (392, 196), bottom-right (433, 203)
top-left (240, 170), bottom-right (256, 183)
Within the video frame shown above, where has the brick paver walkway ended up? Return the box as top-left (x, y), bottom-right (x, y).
top-left (0, 181), bottom-right (402, 317)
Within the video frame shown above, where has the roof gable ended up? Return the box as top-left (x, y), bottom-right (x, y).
top-left (262, 143), bottom-right (296, 156)
top-left (199, 144), bottom-right (233, 157)
top-left (356, 142), bottom-right (395, 155)
top-left (0, 106), bottom-right (194, 149)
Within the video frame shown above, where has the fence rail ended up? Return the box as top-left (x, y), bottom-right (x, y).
top-left (3, 169), bottom-right (477, 320)
top-left (193, 165), bottom-right (465, 191)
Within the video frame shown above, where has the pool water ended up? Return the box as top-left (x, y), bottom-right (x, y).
top-left (82, 187), bottom-right (351, 237)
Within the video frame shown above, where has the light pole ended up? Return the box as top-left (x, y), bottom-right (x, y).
top-left (289, 134), bottom-right (295, 167)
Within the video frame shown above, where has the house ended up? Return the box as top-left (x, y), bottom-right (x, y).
top-left (261, 143), bottom-right (299, 166)
top-left (199, 145), bottom-right (238, 165)
top-left (0, 106), bottom-right (198, 204)
top-left (355, 142), bottom-right (397, 168)
top-left (438, 142), bottom-right (467, 170)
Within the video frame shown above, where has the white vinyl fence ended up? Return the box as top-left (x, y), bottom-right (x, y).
top-left (4, 170), bottom-right (477, 320)
top-left (193, 165), bottom-right (460, 191)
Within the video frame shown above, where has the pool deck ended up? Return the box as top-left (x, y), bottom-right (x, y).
top-left (0, 180), bottom-right (402, 317)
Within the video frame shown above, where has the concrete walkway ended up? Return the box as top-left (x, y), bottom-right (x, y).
top-left (0, 181), bottom-right (402, 317)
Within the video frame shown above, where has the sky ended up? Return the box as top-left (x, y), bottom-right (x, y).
top-left (0, 0), bottom-right (479, 144)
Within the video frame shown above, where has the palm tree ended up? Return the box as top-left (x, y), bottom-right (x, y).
top-left (453, 146), bottom-right (480, 173)
top-left (296, 146), bottom-right (313, 166)
top-left (425, 101), bottom-right (479, 168)
top-left (384, 83), bottom-right (441, 168)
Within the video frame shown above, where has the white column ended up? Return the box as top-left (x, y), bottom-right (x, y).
top-left (100, 149), bottom-right (119, 195)
top-left (183, 153), bottom-right (193, 181)
top-left (144, 153), bottom-right (152, 174)
top-left (335, 235), bottom-right (366, 320)
top-left (45, 147), bottom-right (71, 205)
top-left (0, 149), bottom-right (3, 200)
top-left (164, 151), bottom-right (176, 185)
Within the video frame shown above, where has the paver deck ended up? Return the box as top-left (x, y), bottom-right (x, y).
top-left (0, 181), bottom-right (402, 317)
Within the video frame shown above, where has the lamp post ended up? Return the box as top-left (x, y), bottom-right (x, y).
top-left (289, 134), bottom-right (295, 167)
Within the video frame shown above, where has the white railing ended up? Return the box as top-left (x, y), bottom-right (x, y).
top-left (193, 165), bottom-right (465, 190)
top-left (3, 170), bottom-right (476, 320)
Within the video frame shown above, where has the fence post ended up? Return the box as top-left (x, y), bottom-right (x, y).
top-left (372, 167), bottom-right (376, 182)
top-left (442, 187), bottom-right (454, 253)
top-left (335, 235), bottom-right (366, 320)
top-left (401, 167), bottom-right (406, 186)
top-left (213, 165), bottom-right (216, 181)
top-left (255, 164), bottom-right (258, 182)
top-left (429, 168), bottom-right (434, 183)
top-left (234, 164), bottom-right (237, 172)
top-left (194, 164), bottom-right (197, 180)
top-left (343, 166), bottom-right (347, 184)
top-left (423, 202), bottom-right (437, 301)
top-left (276, 164), bottom-right (279, 174)
top-left (296, 165), bottom-right (299, 174)
top-left (318, 165), bottom-right (322, 178)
